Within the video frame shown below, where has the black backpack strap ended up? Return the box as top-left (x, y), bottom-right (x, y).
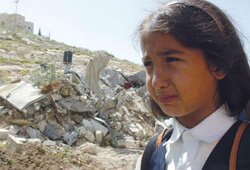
top-left (141, 128), bottom-right (173, 170)
top-left (141, 134), bottom-right (158, 170)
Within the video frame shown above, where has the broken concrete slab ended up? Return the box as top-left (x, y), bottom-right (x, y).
top-left (100, 69), bottom-right (127, 87)
top-left (0, 81), bottom-right (45, 111)
top-left (0, 128), bottom-right (9, 140)
top-left (6, 134), bottom-right (26, 153)
top-left (85, 54), bottom-right (111, 94)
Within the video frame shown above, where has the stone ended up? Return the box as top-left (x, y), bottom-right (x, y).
top-left (63, 130), bottom-right (79, 146)
top-left (100, 69), bottom-right (127, 87)
top-left (99, 97), bottom-right (117, 114)
top-left (124, 137), bottom-right (136, 148)
top-left (126, 70), bottom-right (146, 87)
top-left (112, 122), bottom-right (122, 131)
top-left (58, 98), bottom-right (97, 113)
top-left (51, 94), bottom-right (62, 101)
top-left (71, 113), bottom-right (83, 124)
top-left (26, 126), bottom-right (45, 140)
top-left (90, 119), bottom-right (108, 136)
top-left (34, 113), bottom-right (45, 121)
top-left (78, 126), bottom-right (87, 138)
top-left (43, 140), bottom-right (56, 146)
top-left (82, 119), bottom-right (95, 132)
top-left (38, 120), bottom-right (47, 132)
top-left (95, 130), bottom-right (102, 144)
top-left (0, 108), bottom-right (8, 116)
top-left (9, 125), bottom-right (21, 135)
top-left (43, 123), bottom-right (64, 140)
top-left (34, 102), bottom-right (41, 111)
top-left (0, 128), bottom-right (9, 140)
top-left (116, 139), bottom-right (125, 148)
top-left (84, 130), bottom-right (95, 143)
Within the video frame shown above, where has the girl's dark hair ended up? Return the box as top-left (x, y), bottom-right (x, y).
top-left (140, 0), bottom-right (250, 117)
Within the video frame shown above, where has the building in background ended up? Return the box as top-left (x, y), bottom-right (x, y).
top-left (0, 13), bottom-right (34, 33)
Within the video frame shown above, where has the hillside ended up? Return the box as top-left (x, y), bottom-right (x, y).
top-left (0, 26), bottom-right (143, 83)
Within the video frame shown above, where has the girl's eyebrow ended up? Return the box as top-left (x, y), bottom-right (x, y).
top-left (142, 49), bottom-right (184, 61)
top-left (157, 49), bottom-right (184, 56)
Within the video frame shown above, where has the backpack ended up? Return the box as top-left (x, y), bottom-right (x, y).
top-left (140, 121), bottom-right (248, 170)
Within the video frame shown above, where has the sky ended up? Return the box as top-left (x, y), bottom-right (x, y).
top-left (0, 0), bottom-right (249, 64)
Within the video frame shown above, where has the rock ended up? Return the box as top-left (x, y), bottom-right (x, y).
top-left (112, 122), bottom-right (122, 131)
top-left (34, 112), bottom-right (45, 121)
top-left (116, 139), bottom-right (125, 148)
top-left (38, 120), bottom-right (47, 132)
top-left (63, 130), bottom-right (79, 146)
top-left (95, 130), bottom-right (102, 144)
top-left (0, 108), bottom-right (8, 116)
top-left (127, 123), bottom-right (144, 137)
top-left (99, 97), bottom-right (117, 114)
top-left (60, 87), bottom-right (71, 97)
top-left (51, 94), bottom-right (62, 101)
top-left (78, 126), bottom-right (87, 138)
top-left (124, 136), bottom-right (136, 148)
top-left (126, 70), bottom-right (146, 87)
top-left (84, 130), bottom-right (95, 143)
top-left (43, 139), bottom-right (56, 146)
top-left (100, 69), bottom-right (127, 87)
top-left (58, 97), bottom-right (97, 113)
top-left (9, 125), bottom-right (21, 135)
top-left (71, 113), bottom-right (83, 124)
top-left (26, 126), bottom-right (45, 140)
top-left (34, 103), bottom-right (41, 111)
top-left (43, 123), bottom-right (64, 140)
top-left (0, 128), bottom-right (9, 140)
top-left (82, 119), bottom-right (109, 136)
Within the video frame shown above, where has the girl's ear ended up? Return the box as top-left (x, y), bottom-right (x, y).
top-left (210, 66), bottom-right (226, 80)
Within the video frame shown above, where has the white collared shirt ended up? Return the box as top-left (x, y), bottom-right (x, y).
top-left (164, 105), bottom-right (237, 170)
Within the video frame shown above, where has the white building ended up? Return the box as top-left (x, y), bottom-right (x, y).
top-left (0, 13), bottom-right (34, 33)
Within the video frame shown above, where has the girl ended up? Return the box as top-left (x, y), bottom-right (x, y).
top-left (136, 0), bottom-right (250, 169)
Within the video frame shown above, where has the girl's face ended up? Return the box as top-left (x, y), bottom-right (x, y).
top-left (141, 32), bottom-right (225, 128)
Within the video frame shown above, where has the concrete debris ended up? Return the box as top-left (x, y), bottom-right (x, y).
top-left (0, 67), bottom-right (159, 150)
top-left (43, 139), bottom-right (56, 146)
top-left (0, 81), bottom-right (45, 111)
top-left (6, 134), bottom-right (26, 153)
top-left (85, 54), bottom-right (111, 94)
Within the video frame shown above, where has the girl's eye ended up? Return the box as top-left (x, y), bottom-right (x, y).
top-left (165, 57), bottom-right (179, 63)
top-left (143, 61), bottom-right (152, 67)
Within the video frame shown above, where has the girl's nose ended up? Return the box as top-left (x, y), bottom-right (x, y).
top-left (151, 67), bottom-right (170, 89)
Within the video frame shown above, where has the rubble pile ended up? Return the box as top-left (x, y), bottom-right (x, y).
top-left (0, 58), bottom-right (156, 152)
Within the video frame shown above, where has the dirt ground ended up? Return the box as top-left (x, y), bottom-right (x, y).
top-left (0, 142), bottom-right (142, 170)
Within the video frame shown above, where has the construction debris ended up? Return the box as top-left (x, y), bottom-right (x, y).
top-left (0, 59), bottom-right (160, 152)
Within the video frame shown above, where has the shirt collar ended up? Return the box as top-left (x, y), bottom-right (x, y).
top-left (166, 105), bottom-right (237, 144)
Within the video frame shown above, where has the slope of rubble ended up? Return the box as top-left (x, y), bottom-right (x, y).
top-left (0, 26), bottom-right (164, 169)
